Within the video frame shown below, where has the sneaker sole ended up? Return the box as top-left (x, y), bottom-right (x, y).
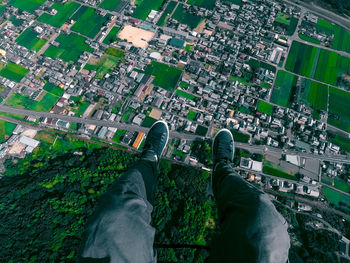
top-left (212, 128), bottom-right (235, 162)
top-left (150, 120), bottom-right (169, 156)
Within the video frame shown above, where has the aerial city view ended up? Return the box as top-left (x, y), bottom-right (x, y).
top-left (0, 0), bottom-right (349, 262)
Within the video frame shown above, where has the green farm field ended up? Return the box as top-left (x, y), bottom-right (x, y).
top-left (103, 27), bottom-right (119, 44)
top-left (5, 92), bottom-right (60, 112)
top-left (71, 6), bottom-right (110, 38)
top-left (38, 1), bottom-right (80, 28)
top-left (132, 0), bottom-right (164, 20)
top-left (270, 70), bottom-right (297, 107)
top-left (257, 101), bottom-right (274, 115)
top-left (43, 83), bottom-right (64, 97)
top-left (187, 0), bottom-right (216, 9)
top-left (157, 1), bottom-right (177, 26)
top-left (9, 16), bottom-right (23, 26)
top-left (44, 33), bottom-right (93, 62)
top-left (286, 41), bottom-right (350, 86)
top-left (0, 5), bottom-right (5, 16)
top-left (84, 48), bottom-right (124, 79)
top-left (176, 89), bottom-right (196, 101)
top-left (299, 79), bottom-right (328, 119)
top-left (99, 0), bottom-right (121, 11)
top-left (172, 3), bottom-right (202, 29)
top-left (275, 12), bottom-right (290, 26)
top-left (145, 61), bottom-right (182, 91)
top-left (329, 134), bottom-right (350, 153)
top-left (332, 25), bottom-right (350, 53)
top-left (16, 28), bottom-right (47, 52)
top-left (0, 62), bottom-right (29, 82)
top-left (323, 186), bottom-right (350, 212)
top-left (285, 41), bottom-right (319, 78)
top-left (328, 87), bottom-right (350, 132)
top-left (8, 0), bottom-right (45, 13)
top-left (0, 120), bottom-right (16, 143)
top-left (316, 18), bottom-right (333, 35)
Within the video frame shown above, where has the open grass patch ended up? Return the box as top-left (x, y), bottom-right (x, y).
top-left (176, 89), bottom-right (196, 100)
top-left (329, 134), bottom-right (350, 153)
top-left (44, 33), bottom-right (93, 62)
top-left (5, 92), bottom-right (59, 112)
top-left (263, 161), bottom-right (296, 180)
top-left (16, 28), bottom-right (47, 52)
top-left (0, 5), bottom-right (6, 16)
top-left (74, 101), bottom-right (90, 117)
top-left (132, 0), bottom-right (164, 20)
top-left (84, 48), bottom-right (124, 79)
top-left (43, 83), bottom-right (64, 97)
top-left (0, 120), bottom-right (16, 143)
top-left (8, 0), bottom-right (46, 13)
top-left (71, 6), bottom-right (110, 38)
top-left (172, 3), bottom-right (202, 29)
top-left (38, 1), bottom-right (80, 28)
top-left (156, 1), bottom-right (177, 26)
top-left (99, 0), bottom-right (121, 11)
top-left (9, 16), bottom-right (23, 26)
top-left (103, 27), bottom-right (119, 44)
top-left (257, 101), bottom-right (273, 115)
top-left (270, 70), bottom-right (297, 107)
top-left (145, 61), bottom-right (182, 91)
top-left (0, 62), bottom-right (29, 82)
top-left (141, 116), bottom-right (157, 127)
top-left (187, 109), bottom-right (196, 120)
top-left (275, 12), bottom-right (290, 26)
top-left (187, 0), bottom-right (216, 9)
top-left (112, 129), bottom-right (126, 143)
top-left (328, 87), bottom-right (350, 132)
top-left (230, 75), bottom-right (250, 86)
top-left (195, 125), bottom-right (208, 136)
top-left (230, 129), bottom-right (250, 143)
top-left (323, 186), bottom-right (350, 212)
top-left (299, 79), bottom-right (328, 119)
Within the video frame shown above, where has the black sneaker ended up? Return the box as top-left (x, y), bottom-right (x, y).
top-left (141, 120), bottom-right (169, 164)
top-left (212, 128), bottom-right (235, 166)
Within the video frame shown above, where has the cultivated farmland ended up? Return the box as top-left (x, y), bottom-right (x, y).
top-left (71, 6), bottom-right (110, 38)
top-left (328, 87), bottom-right (350, 132)
top-left (0, 62), bottom-right (29, 82)
top-left (187, 0), bottom-right (217, 9)
top-left (99, 0), bottom-right (121, 11)
top-left (285, 41), bottom-right (319, 78)
top-left (44, 33), bottom-right (93, 62)
top-left (270, 70), bottom-right (297, 107)
top-left (299, 79), bottom-right (328, 119)
top-left (103, 27), bottom-right (119, 44)
top-left (132, 0), bottom-right (164, 20)
top-left (38, 1), bottom-right (80, 28)
top-left (16, 28), bottom-right (47, 52)
top-left (172, 3), bottom-right (202, 29)
top-left (0, 120), bottom-right (16, 143)
top-left (8, 0), bottom-right (46, 13)
top-left (157, 1), bottom-right (177, 26)
top-left (145, 61), bottom-right (182, 90)
top-left (5, 92), bottom-right (60, 112)
top-left (257, 101), bottom-right (274, 115)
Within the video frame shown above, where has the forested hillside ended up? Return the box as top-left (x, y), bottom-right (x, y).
top-left (0, 146), bottom-right (215, 262)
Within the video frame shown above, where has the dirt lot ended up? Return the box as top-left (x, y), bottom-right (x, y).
top-left (118, 25), bottom-right (155, 49)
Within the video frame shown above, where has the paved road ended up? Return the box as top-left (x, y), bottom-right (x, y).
top-left (2, 105), bottom-right (350, 164)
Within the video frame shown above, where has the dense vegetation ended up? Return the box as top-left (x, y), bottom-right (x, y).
top-left (0, 146), bottom-right (215, 262)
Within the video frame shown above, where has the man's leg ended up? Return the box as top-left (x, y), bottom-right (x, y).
top-left (78, 121), bottom-right (169, 263)
top-left (207, 129), bottom-right (290, 263)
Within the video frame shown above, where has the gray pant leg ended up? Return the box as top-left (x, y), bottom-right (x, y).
top-left (78, 160), bottom-right (157, 263)
top-left (207, 161), bottom-right (290, 263)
